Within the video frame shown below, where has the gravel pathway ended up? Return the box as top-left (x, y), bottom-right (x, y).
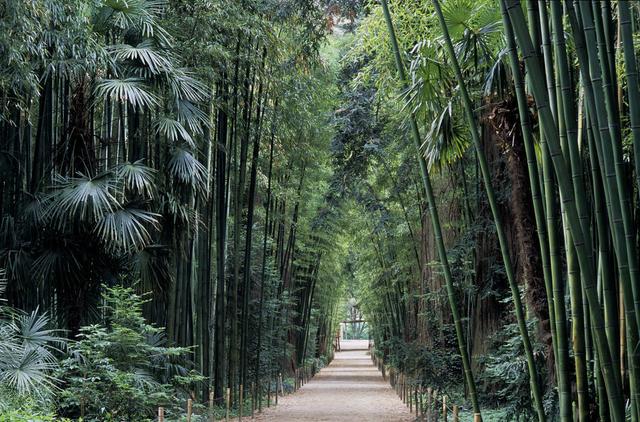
top-left (254, 340), bottom-right (413, 421)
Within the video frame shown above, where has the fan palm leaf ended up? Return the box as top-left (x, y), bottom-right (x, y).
top-left (153, 116), bottom-right (195, 147)
top-left (0, 306), bottom-right (63, 398)
top-left (0, 348), bottom-right (58, 396)
top-left (95, 206), bottom-right (160, 253)
top-left (97, 0), bottom-right (169, 42)
top-left (165, 68), bottom-right (208, 103)
top-left (116, 160), bottom-right (156, 199)
top-left (167, 148), bottom-right (208, 195)
top-left (95, 78), bottom-right (159, 109)
top-left (423, 101), bottom-right (469, 168)
top-left (15, 310), bottom-right (66, 352)
top-left (48, 173), bottom-right (120, 225)
top-left (109, 40), bottom-right (171, 74)
top-left (176, 99), bottom-right (209, 135)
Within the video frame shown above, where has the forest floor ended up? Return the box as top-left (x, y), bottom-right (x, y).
top-left (254, 340), bottom-right (413, 421)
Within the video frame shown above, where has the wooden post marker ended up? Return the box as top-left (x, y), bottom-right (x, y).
top-left (409, 384), bottom-right (413, 412)
top-left (442, 395), bottom-right (447, 422)
top-left (453, 404), bottom-right (459, 422)
top-left (267, 378), bottom-right (271, 407)
top-left (279, 373), bottom-right (284, 396)
top-left (187, 398), bottom-right (193, 422)
top-left (427, 387), bottom-right (432, 421)
top-left (158, 407), bottom-right (165, 422)
top-left (250, 383), bottom-right (255, 418)
top-left (209, 392), bottom-right (215, 422)
top-left (474, 413), bottom-right (482, 422)
top-left (225, 387), bottom-right (231, 422)
top-left (239, 384), bottom-right (244, 421)
top-left (275, 381), bottom-right (278, 406)
top-left (433, 390), bottom-right (438, 421)
top-left (258, 380), bottom-right (263, 413)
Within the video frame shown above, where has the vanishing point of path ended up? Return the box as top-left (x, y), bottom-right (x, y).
top-left (255, 340), bottom-right (413, 421)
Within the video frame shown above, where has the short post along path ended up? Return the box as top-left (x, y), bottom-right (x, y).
top-left (255, 340), bottom-right (412, 421)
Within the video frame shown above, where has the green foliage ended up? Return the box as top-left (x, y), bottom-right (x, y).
top-left (0, 270), bottom-right (65, 409)
top-left (57, 285), bottom-right (201, 421)
top-left (478, 319), bottom-right (552, 421)
top-left (0, 407), bottom-right (71, 422)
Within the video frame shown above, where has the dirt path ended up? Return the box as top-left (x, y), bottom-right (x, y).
top-left (254, 340), bottom-right (413, 421)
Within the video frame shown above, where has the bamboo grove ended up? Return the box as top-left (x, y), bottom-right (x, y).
top-left (0, 0), bottom-right (348, 419)
top-left (347, 0), bottom-right (640, 421)
top-left (5, 0), bottom-right (640, 421)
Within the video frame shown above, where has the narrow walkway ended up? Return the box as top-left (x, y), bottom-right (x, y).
top-left (255, 340), bottom-right (413, 421)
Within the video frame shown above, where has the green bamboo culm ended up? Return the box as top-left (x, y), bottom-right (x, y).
top-left (431, 1), bottom-right (544, 420)
top-left (619, 0), bottom-right (640, 194)
top-left (547, 2), bottom-right (586, 419)
top-left (568, 3), bottom-right (640, 419)
top-left (379, 0), bottom-right (482, 418)
top-left (533, 16), bottom-right (573, 418)
top-left (500, 2), bottom-right (572, 420)
top-left (502, 1), bottom-right (625, 420)
top-left (499, 0), bottom-right (559, 406)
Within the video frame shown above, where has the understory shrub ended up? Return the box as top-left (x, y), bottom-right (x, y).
top-left (478, 319), bottom-right (553, 421)
top-left (57, 285), bottom-right (202, 421)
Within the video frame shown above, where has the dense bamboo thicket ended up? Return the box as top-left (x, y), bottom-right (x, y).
top-left (0, 1), bottom-right (347, 419)
top-left (3, 1), bottom-right (640, 421)
top-left (340, 1), bottom-right (640, 421)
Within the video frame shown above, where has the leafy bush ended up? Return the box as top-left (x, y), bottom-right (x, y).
top-left (57, 285), bottom-right (202, 421)
top-left (0, 270), bottom-right (65, 415)
top-left (0, 407), bottom-right (71, 422)
top-left (478, 320), bottom-right (551, 421)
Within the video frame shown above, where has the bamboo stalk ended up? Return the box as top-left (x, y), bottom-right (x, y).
top-left (379, 2), bottom-right (481, 417)
top-left (503, 1), bottom-right (625, 418)
top-left (433, 1), bottom-right (544, 419)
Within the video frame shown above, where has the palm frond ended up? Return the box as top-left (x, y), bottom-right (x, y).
top-left (167, 148), bottom-right (208, 195)
top-left (109, 40), bottom-right (171, 74)
top-left (15, 310), bottom-right (66, 352)
top-left (175, 99), bottom-right (208, 135)
top-left (0, 348), bottom-right (58, 397)
top-left (98, 0), bottom-right (168, 41)
top-left (48, 173), bottom-right (120, 225)
top-left (165, 68), bottom-right (208, 103)
top-left (423, 101), bottom-right (469, 168)
top-left (116, 160), bottom-right (157, 199)
top-left (153, 117), bottom-right (195, 147)
top-left (0, 309), bottom-right (63, 399)
top-left (95, 78), bottom-right (159, 109)
top-left (95, 206), bottom-right (160, 253)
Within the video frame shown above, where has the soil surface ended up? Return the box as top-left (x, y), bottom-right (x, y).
top-left (254, 340), bottom-right (413, 421)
